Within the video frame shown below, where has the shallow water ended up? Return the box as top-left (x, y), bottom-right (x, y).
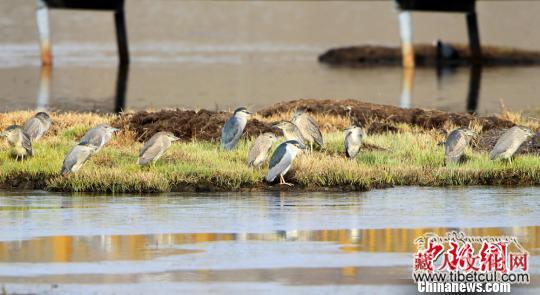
top-left (0, 187), bottom-right (539, 294)
top-left (2, 1), bottom-right (540, 113)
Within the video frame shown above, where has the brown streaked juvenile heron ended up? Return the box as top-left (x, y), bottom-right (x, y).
top-left (221, 107), bottom-right (252, 151)
top-left (490, 126), bottom-right (535, 163)
top-left (344, 125), bottom-right (366, 159)
top-left (444, 128), bottom-right (476, 164)
top-left (23, 112), bottom-right (52, 141)
top-left (272, 121), bottom-right (305, 145)
top-left (247, 132), bottom-right (278, 168)
top-left (61, 141), bottom-right (97, 175)
top-left (265, 140), bottom-right (305, 186)
top-left (79, 124), bottom-right (119, 153)
top-left (138, 132), bottom-right (180, 166)
top-left (1, 125), bottom-right (33, 161)
top-left (292, 109), bottom-right (323, 152)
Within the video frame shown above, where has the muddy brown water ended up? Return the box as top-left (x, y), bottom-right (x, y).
top-left (0, 187), bottom-right (539, 294)
top-left (1, 2), bottom-right (540, 114)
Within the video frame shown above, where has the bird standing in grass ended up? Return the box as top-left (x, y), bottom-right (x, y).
top-left (344, 125), bottom-right (366, 159)
top-left (292, 109), bottom-right (323, 152)
top-left (221, 107), bottom-right (252, 151)
top-left (444, 128), bottom-right (476, 164)
top-left (79, 124), bottom-right (119, 153)
top-left (138, 132), bottom-right (180, 166)
top-left (247, 132), bottom-right (277, 168)
top-left (266, 140), bottom-right (305, 186)
top-left (61, 141), bottom-right (97, 175)
top-left (490, 126), bottom-right (534, 163)
top-left (23, 112), bottom-right (52, 141)
top-left (1, 125), bottom-right (32, 161)
top-left (273, 121), bottom-right (305, 145)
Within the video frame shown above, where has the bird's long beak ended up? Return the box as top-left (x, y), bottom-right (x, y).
top-left (111, 128), bottom-right (120, 132)
top-left (171, 135), bottom-right (180, 141)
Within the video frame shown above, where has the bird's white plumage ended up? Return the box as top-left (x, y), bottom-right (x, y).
top-left (266, 144), bottom-right (301, 182)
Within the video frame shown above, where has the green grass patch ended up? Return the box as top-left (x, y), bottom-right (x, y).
top-left (1, 121), bottom-right (539, 193)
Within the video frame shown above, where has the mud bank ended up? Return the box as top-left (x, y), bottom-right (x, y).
top-left (319, 44), bottom-right (540, 66)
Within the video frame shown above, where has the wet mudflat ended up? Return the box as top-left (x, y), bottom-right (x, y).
top-left (0, 187), bottom-right (539, 294)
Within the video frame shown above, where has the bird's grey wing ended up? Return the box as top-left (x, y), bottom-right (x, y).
top-left (490, 129), bottom-right (514, 159)
top-left (139, 138), bottom-right (164, 165)
top-left (139, 134), bottom-right (159, 157)
top-left (267, 149), bottom-right (293, 182)
top-left (61, 147), bottom-right (78, 174)
top-left (22, 132), bottom-right (33, 156)
top-left (268, 144), bottom-right (287, 170)
top-left (221, 117), bottom-right (243, 148)
top-left (293, 126), bottom-right (306, 144)
top-left (23, 118), bottom-right (45, 141)
top-left (80, 128), bottom-right (101, 146)
top-left (247, 137), bottom-right (265, 165)
top-left (445, 132), bottom-right (467, 158)
top-left (62, 145), bottom-right (89, 174)
top-left (39, 117), bottom-right (52, 131)
top-left (304, 115), bottom-right (324, 146)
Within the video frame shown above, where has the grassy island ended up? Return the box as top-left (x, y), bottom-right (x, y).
top-left (1, 103), bottom-right (539, 193)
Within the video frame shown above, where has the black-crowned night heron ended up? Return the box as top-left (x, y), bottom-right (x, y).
top-left (23, 112), bottom-right (52, 141)
top-left (247, 132), bottom-right (277, 168)
top-left (1, 125), bottom-right (33, 161)
top-left (444, 128), bottom-right (476, 164)
top-left (138, 131), bottom-right (180, 166)
top-left (221, 107), bottom-right (252, 151)
top-left (80, 124), bottom-right (119, 153)
top-left (272, 121), bottom-right (305, 145)
top-left (292, 109), bottom-right (323, 152)
top-left (490, 126), bottom-right (535, 163)
top-left (265, 140), bottom-right (305, 186)
top-left (61, 141), bottom-right (97, 175)
top-left (344, 125), bottom-right (366, 159)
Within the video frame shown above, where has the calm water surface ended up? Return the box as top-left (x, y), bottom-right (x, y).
top-left (1, 1), bottom-right (540, 113)
top-left (0, 187), bottom-right (539, 294)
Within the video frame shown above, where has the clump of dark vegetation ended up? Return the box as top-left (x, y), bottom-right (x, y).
top-left (257, 99), bottom-right (514, 131)
top-left (114, 109), bottom-right (275, 142)
top-left (319, 44), bottom-right (540, 66)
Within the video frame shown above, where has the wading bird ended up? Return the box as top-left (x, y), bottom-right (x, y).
top-left (80, 124), bottom-right (119, 153)
top-left (344, 125), bottom-right (366, 159)
top-left (1, 125), bottom-right (33, 161)
top-left (23, 112), bottom-right (52, 141)
top-left (61, 141), bottom-right (97, 175)
top-left (265, 140), bottom-right (305, 186)
top-left (444, 128), bottom-right (476, 164)
top-left (247, 132), bottom-right (277, 168)
top-left (490, 126), bottom-right (535, 163)
top-left (221, 107), bottom-right (252, 151)
top-left (292, 109), bottom-right (323, 152)
top-left (138, 132), bottom-right (180, 166)
top-left (273, 121), bottom-right (305, 145)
